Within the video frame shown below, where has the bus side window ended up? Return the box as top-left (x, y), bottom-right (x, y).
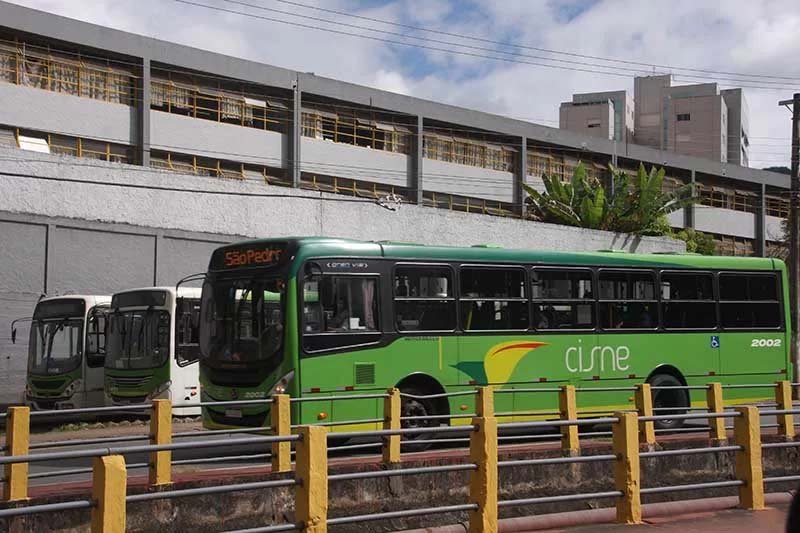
top-left (176, 297), bottom-right (201, 365)
top-left (719, 272), bottom-right (781, 329)
top-left (394, 266), bottom-right (455, 332)
top-left (302, 274), bottom-right (381, 352)
top-left (86, 308), bottom-right (108, 367)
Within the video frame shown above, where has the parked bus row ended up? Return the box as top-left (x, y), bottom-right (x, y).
top-left (11, 286), bottom-right (202, 416)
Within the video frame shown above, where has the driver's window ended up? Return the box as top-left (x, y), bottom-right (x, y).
top-left (86, 309), bottom-right (108, 368)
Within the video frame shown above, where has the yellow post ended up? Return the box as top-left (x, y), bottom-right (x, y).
top-left (149, 398), bottom-right (172, 487)
top-left (296, 425), bottom-right (328, 533)
top-left (558, 385), bottom-right (579, 456)
top-left (469, 416), bottom-right (498, 533)
top-left (2, 406), bottom-right (30, 501)
top-left (271, 394), bottom-right (292, 472)
top-left (91, 455), bottom-right (127, 533)
top-left (613, 411), bottom-right (642, 524)
top-left (634, 384), bottom-right (656, 446)
top-left (475, 386), bottom-right (494, 418)
top-left (733, 406), bottom-right (765, 510)
top-left (383, 388), bottom-right (401, 464)
top-left (706, 382), bottom-right (727, 443)
top-left (775, 381), bottom-right (796, 439)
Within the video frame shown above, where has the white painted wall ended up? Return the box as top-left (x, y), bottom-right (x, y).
top-left (0, 83), bottom-right (135, 144)
top-left (766, 215), bottom-right (785, 242)
top-left (150, 111), bottom-right (286, 167)
top-left (424, 159), bottom-right (514, 203)
top-left (694, 206), bottom-right (755, 239)
top-left (300, 137), bottom-right (409, 188)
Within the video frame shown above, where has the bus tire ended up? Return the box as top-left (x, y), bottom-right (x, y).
top-left (647, 373), bottom-right (689, 431)
top-left (399, 385), bottom-right (441, 452)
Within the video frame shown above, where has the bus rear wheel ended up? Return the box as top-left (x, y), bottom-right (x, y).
top-left (648, 373), bottom-right (689, 431)
top-left (399, 386), bottom-right (440, 451)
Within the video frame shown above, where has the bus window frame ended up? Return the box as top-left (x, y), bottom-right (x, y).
top-left (176, 297), bottom-right (202, 367)
top-left (717, 270), bottom-right (784, 332)
top-left (596, 268), bottom-right (659, 333)
top-left (657, 269), bottom-right (719, 332)
top-left (392, 262), bottom-right (457, 334)
top-left (459, 264), bottom-right (529, 333)
top-left (300, 270), bottom-right (384, 355)
top-left (530, 266), bottom-right (596, 333)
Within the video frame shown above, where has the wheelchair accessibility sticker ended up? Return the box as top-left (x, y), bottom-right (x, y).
top-left (710, 335), bottom-right (720, 349)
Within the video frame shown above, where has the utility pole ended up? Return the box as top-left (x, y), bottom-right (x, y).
top-left (779, 93), bottom-right (800, 387)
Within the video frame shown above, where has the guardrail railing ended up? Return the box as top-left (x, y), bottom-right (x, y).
top-left (2, 381), bottom-right (799, 531)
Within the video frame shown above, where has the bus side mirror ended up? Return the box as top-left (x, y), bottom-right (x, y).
top-left (11, 326), bottom-right (16, 344)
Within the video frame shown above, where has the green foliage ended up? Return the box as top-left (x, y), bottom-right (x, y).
top-left (673, 228), bottom-right (716, 255)
top-left (523, 162), bottom-right (699, 236)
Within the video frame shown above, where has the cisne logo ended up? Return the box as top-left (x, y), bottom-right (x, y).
top-left (565, 339), bottom-right (631, 374)
top-left (454, 339), bottom-right (632, 384)
top-left (454, 341), bottom-right (548, 385)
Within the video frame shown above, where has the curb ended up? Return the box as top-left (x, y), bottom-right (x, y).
top-left (399, 493), bottom-right (795, 532)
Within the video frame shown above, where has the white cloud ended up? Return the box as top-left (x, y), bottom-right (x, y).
top-left (6, 0), bottom-right (800, 168)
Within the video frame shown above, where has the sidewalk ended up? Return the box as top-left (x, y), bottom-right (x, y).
top-left (553, 504), bottom-right (789, 532)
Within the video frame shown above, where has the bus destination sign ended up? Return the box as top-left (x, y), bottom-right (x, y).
top-left (213, 243), bottom-right (288, 270)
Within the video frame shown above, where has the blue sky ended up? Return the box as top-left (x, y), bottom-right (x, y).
top-left (8, 0), bottom-right (800, 168)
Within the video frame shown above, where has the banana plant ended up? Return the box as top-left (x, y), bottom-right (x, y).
top-left (524, 162), bottom-right (698, 235)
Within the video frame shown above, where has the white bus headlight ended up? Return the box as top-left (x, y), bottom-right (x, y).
top-left (63, 379), bottom-right (82, 398)
top-left (147, 380), bottom-right (172, 400)
top-left (268, 370), bottom-right (295, 396)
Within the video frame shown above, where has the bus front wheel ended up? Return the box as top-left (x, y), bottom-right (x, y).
top-left (399, 386), bottom-right (440, 451)
top-left (648, 373), bottom-right (689, 431)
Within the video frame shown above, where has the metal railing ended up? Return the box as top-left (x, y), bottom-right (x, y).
top-left (2, 381), bottom-right (798, 531)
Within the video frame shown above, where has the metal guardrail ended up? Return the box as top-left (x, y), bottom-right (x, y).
top-left (2, 380), bottom-right (799, 531)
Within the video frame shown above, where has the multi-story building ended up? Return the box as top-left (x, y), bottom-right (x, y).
top-left (559, 90), bottom-right (634, 143)
top-left (563, 75), bottom-right (750, 167)
top-left (0, 1), bottom-right (788, 260)
top-left (634, 75), bottom-right (749, 166)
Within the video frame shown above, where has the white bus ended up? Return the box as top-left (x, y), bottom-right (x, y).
top-left (104, 287), bottom-right (202, 415)
top-left (13, 295), bottom-right (111, 410)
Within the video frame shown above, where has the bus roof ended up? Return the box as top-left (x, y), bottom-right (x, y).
top-left (212, 237), bottom-right (783, 272)
top-left (37, 294), bottom-right (111, 304)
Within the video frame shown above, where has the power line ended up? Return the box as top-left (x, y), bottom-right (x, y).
top-left (222, 0), bottom-right (800, 88)
top-left (265, 0), bottom-right (800, 83)
top-left (175, 0), bottom-right (800, 93)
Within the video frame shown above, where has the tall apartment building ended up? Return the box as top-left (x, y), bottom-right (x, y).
top-left (558, 90), bottom-right (634, 143)
top-left (562, 75), bottom-right (750, 166)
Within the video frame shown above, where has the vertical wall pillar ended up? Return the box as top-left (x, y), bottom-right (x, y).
top-left (139, 57), bottom-right (151, 167)
top-left (515, 136), bottom-right (527, 216)
top-left (290, 75), bottom-right (302, 188)
top-left (411, 115), bottom-right (424, 205)
top-left (756, 183), bottom-right (767, 257)
top-left (685, 170), bottom-right (696, 229)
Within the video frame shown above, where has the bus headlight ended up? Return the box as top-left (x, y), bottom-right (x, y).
top-left (268, 370), bottom-right (295, 396)
top-left (63, 379), bottom-right (82, 398)
top-left (147, 380), bottom-right (172, 400)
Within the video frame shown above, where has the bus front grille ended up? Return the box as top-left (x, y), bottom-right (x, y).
top-left (110, 375), bottom-right (150, 389)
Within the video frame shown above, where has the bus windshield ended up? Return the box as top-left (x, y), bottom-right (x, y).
top-left (28, 317), bottom-right (84, 376)
top-left (106, 309), bottom-right (171, 370)
top-left (199, 276), bottom-right (284, 368)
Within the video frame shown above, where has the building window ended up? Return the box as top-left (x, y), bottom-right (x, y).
top-left (677, 113), bottom-right (691, 122)
top-left (587, 120), bottom-right (601, 129)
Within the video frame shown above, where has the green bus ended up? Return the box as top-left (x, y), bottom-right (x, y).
top-left (198, 237), bottom-right (791, 432)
